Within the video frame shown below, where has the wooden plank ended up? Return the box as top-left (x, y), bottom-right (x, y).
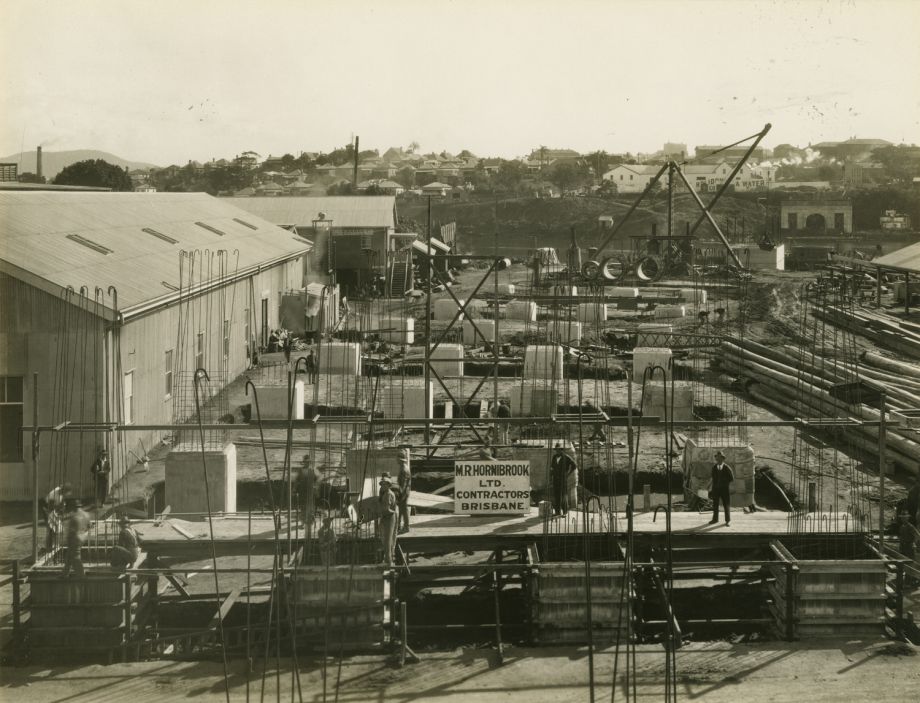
top-left (162, 574), bottom-right (190, 598)
top-left (167, 521), bottom-right (195, 539)
top-left (207, 589), bottom-right (240, 630)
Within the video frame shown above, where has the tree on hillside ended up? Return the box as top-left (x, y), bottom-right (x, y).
top-left (872, 145), bottom-right (919, 184)
top-left (546, 161), bottom-right (590, 197)
top-left (494, 160), bottom-right (525, 194)
top-left (406, 141), bottom-right (420, 154)
top-left (395, 166), bottom-right (417, 188)
top-left (54, 159), bottom-right (133, 191)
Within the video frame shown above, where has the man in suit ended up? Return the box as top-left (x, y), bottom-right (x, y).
top-left (708, 450), bottom-right (734, 526)
top-left (550, 444), bottom-right (576, 517)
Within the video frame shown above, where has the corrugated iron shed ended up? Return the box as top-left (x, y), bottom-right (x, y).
top-left (0, 191), bottom-right (310, 312)
top-left (226, 195), bottom-right (396, 229)
top-left (873, 241), bottom-right (920, 274)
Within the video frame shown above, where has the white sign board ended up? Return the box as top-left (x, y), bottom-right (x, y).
top-left (454, 460), bottom-right (531, 514)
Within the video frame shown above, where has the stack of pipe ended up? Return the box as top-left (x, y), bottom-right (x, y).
top-left (715, 337), bottom-right (919, 476)
top-left (812, 305), bottom-right (920, 358)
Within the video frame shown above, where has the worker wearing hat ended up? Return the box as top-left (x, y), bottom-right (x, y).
top-left (550, 444), bottom-right (577, 517)
top-left (62, 498), bottom-right (90, 578)
top-left (90, 447), bottom-right (111, 509)
top-left (378, 473), bottom-right (398, 566)
top-left (707, 450), bottom-right (734, 526)
top-left (110, 514), bottom-right (141, 570)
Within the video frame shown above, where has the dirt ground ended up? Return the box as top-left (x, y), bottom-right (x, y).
top-left (1, 639), bottom-right (917, 702)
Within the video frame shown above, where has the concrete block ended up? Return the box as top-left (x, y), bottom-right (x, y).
top-left (434, 298), bottom-right (465, 321)
top-left (511, 385), bottom-right (559, 417)
top-left (552, 284), bottom-right (578, 297)
top-left (318, 342), bottom-right (362, 375)
top-left (463, 319), bottom-right (497, 346)
top-left (513, 443), bottom-right (577, 497)
top-left (523, 344), bottom-right (564, 380)
top-left (641, 381), bottom-right (694, 422)
top-left (653, 304), bottom-right (686, 319)
top-left (373, 315), bottom-right (414, 344)
top-left (682, 439), bottom-right (755, 506)
top-left (165, 443), bottom-right (237, 514)
top-left (608, 287), bottom-right (639, 298)
top-left (544, 320), bottom-right (582, 344)
top-left (377, 382), bottom-right (433, 419)
top-left (632, 347), bottom-right (672, 382)
top-left (429, 343), bottom-right (464, 376)
top-left (733, 244), bottom-right (785, 271)
top-left (344, 447), bottom-right (403, 496)
top-left (577, 303), bottom-right (608, 325)
top-left (505, 300), bottom-right (537, 321)
top-left (506, 284), bottom-right (516, 295)
top-left (251, 381), bottom-right (305, 420)
top-left (679, 288), bottom-right (707, 305)
top-left (463, 299), bottom-right (489, 318)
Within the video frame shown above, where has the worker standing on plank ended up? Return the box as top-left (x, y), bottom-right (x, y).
top-left (397, 449), bottom-right (412, 535)
top-left (550, 444), bottom-right (576, 517)
top-left (110, 515), bottom-right (141, 570)
top-left (318, 516), bottom-right (337, 566)
top-left (708, 450), bottom-right (734, 526)
top-left (496, 399), bottom-right (511, 444)
top-left (41, 482), bottom-right (71, 553)
top-left (377, 473), bottom-right (397, 566)
top-left (62, 498), bottom-right (90, 578)
top-left (90, 447), bottom-right (111, 509)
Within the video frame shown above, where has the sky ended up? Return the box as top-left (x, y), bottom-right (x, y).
top-left (1, 0), bottom-right (919, 166)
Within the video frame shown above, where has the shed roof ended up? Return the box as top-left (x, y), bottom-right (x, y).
top-left (226, 195), bottom-right (396, 229)
top-left (0, 192), bottom-right (309, 314)
top-left (873, 240), bottom-right (920, 274)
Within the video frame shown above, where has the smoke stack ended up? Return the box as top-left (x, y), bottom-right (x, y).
top-left (353, 135), bottom-right (359, 187)
top-left (36, 146), bottom-right (42, 180)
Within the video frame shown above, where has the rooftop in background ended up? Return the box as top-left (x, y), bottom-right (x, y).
top-left (0, 192), bottom-right (310, 314)
top-left (225, 195), bottom-right (397, 229)
top-left (0, 182), bottom-right (112, 191)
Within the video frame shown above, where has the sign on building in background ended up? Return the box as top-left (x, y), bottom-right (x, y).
top-left (454, 460), bottom-right (531, 514)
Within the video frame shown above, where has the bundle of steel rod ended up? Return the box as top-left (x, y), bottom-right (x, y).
top-left (812, 305), bottom-right (920, 358)
top-left (714, 337), bottom-right (920, 475)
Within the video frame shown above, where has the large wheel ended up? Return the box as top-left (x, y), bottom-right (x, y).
top-left (581, 259), bottom-right (601, 280)
top-left (635, 255), bottom-right (664, 282)
top-left (600, 255), bottom-right (628, 282)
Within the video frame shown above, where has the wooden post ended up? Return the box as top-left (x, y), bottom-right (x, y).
top-left (123, 575), bottom-right (132, 662)
top-left (879, 392), bottom-right (887, 547)
top-left (492, 571), bottom-right (504, 665)
top-left (784, 563), bottom-right (796, 641)
top-left (31, 372), bottom-right (39, 564)
top-left (399, 600), bottom-right (408, 668)
top-left (642, 485), bottom-right (651, 512)
top-left (894, 562), bottom-right (904, 641)
top-left (807, 483), bottom-right (817, 513)
top-left (11, 561), bottom-right (20, 635)
top-left (905, 273), bottom-right (911, 315)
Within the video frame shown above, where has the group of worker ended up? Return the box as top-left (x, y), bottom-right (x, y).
top-left (377, 450), bottom-right (412, 566)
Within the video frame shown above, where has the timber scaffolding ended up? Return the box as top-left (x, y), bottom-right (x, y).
top-left (10, 124), bottom-right (920, 701)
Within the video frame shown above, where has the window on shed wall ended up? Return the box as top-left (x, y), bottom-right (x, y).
top-left (164, 349), bottom-right (174, 399)
top-left (123, 371), bottom-right (134, 425)
top-left (244, 309), bottom-right (250, 356)
top-left (0, 376), bottom-right (24, 462)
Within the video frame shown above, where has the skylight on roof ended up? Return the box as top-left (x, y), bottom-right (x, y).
top-left (66, 234), bottom-right (113, 255)
top-left (143, 227), bottom-right (178, 244)
top-left (195, 221), bottom-right (225, 236)
top-left (233, 218), bottom-right (258, 230)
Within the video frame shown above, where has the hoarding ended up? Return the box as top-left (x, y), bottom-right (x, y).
top-left (454, 460), bottom-right (531, 514)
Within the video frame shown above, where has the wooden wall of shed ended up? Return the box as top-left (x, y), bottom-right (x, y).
top-left (0, 274), bottom-right (105, 500)
top-left (116, 257), bottom-right (304, 466)
top-left (0, 255), bottom-right (306, 503)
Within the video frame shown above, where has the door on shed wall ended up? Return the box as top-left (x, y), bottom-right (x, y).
top-left (261, 297), bottom-right (269, 349)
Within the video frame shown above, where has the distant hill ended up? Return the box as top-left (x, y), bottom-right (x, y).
top-left (0, 149), bottom-right (160, 179)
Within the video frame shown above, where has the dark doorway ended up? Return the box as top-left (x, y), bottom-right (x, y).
top-left (805, 213), bottom-right (826, 232)
top-left (261, 297), bottom-right (269, 348)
